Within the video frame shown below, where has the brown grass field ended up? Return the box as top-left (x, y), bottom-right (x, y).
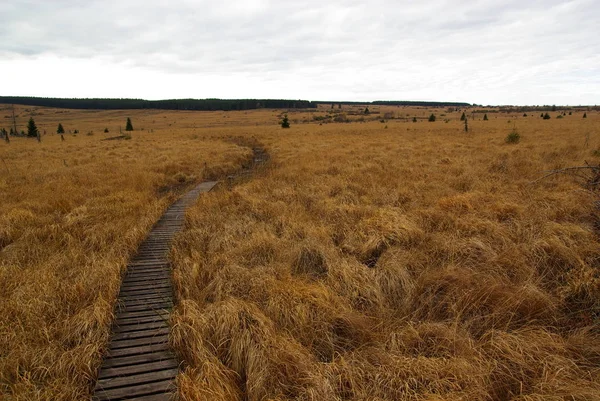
top-left (1, 104), bottom-right (599, 400)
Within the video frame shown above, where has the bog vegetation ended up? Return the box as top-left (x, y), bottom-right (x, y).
top-left (1, 104), bottom-right (599, 400)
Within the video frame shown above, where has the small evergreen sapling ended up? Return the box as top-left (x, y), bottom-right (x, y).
top-left (27, 117), bottom-right (39, 138)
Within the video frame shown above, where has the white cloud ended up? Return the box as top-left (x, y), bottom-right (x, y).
top-left (0, 0), bottom-right (598, 104)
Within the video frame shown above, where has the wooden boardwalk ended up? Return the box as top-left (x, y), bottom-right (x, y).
top-left (93, 181), bottom-right (218, 401)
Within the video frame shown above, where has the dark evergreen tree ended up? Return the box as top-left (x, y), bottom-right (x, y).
top-left (583, 112), bottom-right (587, 118)
top-left (543, 113), bottom-right (551, 120)
top-left (460, 112), bottom-right (466, 121)
top-left (412, 117), bottom-right (417, 122)
top-left (483, 114), bottom-right (489, 121)
top-left (104, 128), bottom-right (109, 133)
top-left (57, 123), bottom-right (65, 134)
top-left (27, 117), bottom-right (39, 138)
top-left (125, 118), bottom-right (134, 131)
top-left (364, 107), bottom-right (370, 115)
top-left (428, 114), bottom-right (436, 122)
top-left (281, 114), bottom-right (290, 128)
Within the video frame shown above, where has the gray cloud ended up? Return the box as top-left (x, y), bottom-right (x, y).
top-left (1, 0), bottom-right (598, 104)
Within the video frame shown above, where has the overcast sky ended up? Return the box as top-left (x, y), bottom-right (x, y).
top-left (1, 0), bottom-right (598, 105)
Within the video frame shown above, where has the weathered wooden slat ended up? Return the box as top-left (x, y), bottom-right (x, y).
top-left (119, 286), bottom-right (172, 296)
top-left (111, 324), bottom-right (169, 341)
top-left (98, 359), bottom-right (179, 380)
top-left (121, 282), bottom-right (172, 291)
top-left (118, 294), bottom-right (172, 304)
top-left (115, 311), bottom-right (170, 324)
top-left (117, 303), bottom-right (172, 314)
top-left (119, 291), bottom-right (172, 300)
top-left (118, 298), bottom-right (172, 308)
top-left (124, 393), bottom-right (174, 401)
top-left (94, 378), bottom-right (175, 400)
top-left (115, 314), bottom-right (170, 327)
top-left (112, 320), bottom-right (169, 334)
top-left (115, 309), bottom-right (170, 319)
top-left (110, 334), bottom-right (170, 350)
top-left (123, 276), bottom-right (170, 285)
top-left (125, 269), bottom-right (169, 277)
top-left (100, 352), bottom-right (175, 370)
top-left (107, 343), bottom-right (171, 359)
top-left (97, 368), bottom-right (178, 391)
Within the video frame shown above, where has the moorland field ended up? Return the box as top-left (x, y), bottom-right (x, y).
top-left (1, 104), bottom-right (599, 400)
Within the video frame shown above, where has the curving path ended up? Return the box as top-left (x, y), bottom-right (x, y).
top-left (93, 181), bottom-right (217, 400)
top-left (92, 143), bottom-right (267, 400)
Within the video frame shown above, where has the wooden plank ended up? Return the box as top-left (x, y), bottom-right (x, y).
top-left (115, 310), bottom-right (170, 324)
top-left (119, 295), bottom-right (171, 305)
top-left (94, 378), bottom-right (175, 400)
top-left (107, 343), bottom-right (171, 358)
top-left (118, 293), bottom-right (172, 303)
top-left (115, 312), bottom-right (169, 325)
top-left (98, 358), bottom-right (179, 380)
top-left (119, 286), bottom-right (172, 296)
top-left (125, 269), bottom-right (169, 276)
top-left (97, 367), bottom-right (178, 390)
top-left (124, 270), bottom-right (170, 278)
top-left (125, 268), bottom-right (169, 276)
top-left (125, 393), bottom-right (174, 401)
top-left (123, 275), bottom-right (170, 285)
top-left (119, 290), bottom-right (172, 300)
top-left (101, 350), bottom-right (175, 369)
top-left (118, 303), bottom-right (172, 313)
top-left (124, 393), bottom-right (175, 401)
top-left (128, 262), bottom-right (168, 268)
top-left (111, 327), bottom-right (170, 342)
top-left (121, 282), bottom-right (172, 291)
top-left (115, 309), bottom-right (170, 319)
top-left (113, 321), bottom-right (168, 334)
top-left (128, 260), bottom-right (169, 266)
top-left (118, 292), bottom-right (172, 301)
top-left (110, 334), bottom-right (169, 350)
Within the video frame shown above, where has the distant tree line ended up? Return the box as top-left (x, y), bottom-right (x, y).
top-left (316, 100), bottom-right (471, 108)
top-left (371, 100), bottom-right (471, 107)
top-left (0, 97), bottom-right (317, 111)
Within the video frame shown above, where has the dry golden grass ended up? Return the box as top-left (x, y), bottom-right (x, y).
top-left (171, 108), bottom-right (600, 400)
top-left (0, 105), bottom-right (252, 399)
top-left (1, 104), bottom-right (599, 400)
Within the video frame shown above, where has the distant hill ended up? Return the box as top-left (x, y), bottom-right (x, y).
top-left (0, 97), bottom-right (318, 111)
